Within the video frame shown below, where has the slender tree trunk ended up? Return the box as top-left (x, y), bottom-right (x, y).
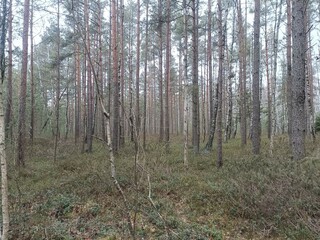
top-left (287, 0), bottom-right (292, 140)
top-left (237, 0), bottom-right (247, 145)
top-left (306, 15), bottom-right (315, 140)
top-left (30, 0), bottom-right (35, 142)
top-left (158, 0), bottom-right (164, 143)
top-left (17, 0), bottom-right (30, 166)
top-left (135, 0), bottom-right (141, 140)
top-left (216, 0), bottom-right (223, 167)
top-left (291, 0), bottom-right (307, 160)
top-left (54, 0), bottom-right (61, 161)
top-left (225, 14), bottom-right (235, 142)
top-left (0, 84), bottom-right (9, 240)
top-left (192, 0), bottom-right (200, 153)
top-left (183, 84), bottom-right (188, 168)
top-left (252, 0), bottom-right (261, 155)
top-left (183, 0), bottom-right (189, 166)
top-left (112, 0), bottom-right (119, 152)
top-left (84, 0), bottom-right (94, 153)
top-left (75, 43), bottom-right (81, 143)
top-left (205, 83), bottom-right (218, 151)
top-left (119, 0), bottom-right (125, 146)
top-left (270, 0), bottom-right (283, 155)
top-left (165, 0), bottom-right (171, 151)
top-left (143, 1), bottom-right (149, 149)
top-left (0, 0), bottom-right (9, 237)
top-left (264, 0), bottom-right (271, 140)
top-left (5, 0), bottom-right (12, 141)
top-left (98, 0), bottom-right (105, 142)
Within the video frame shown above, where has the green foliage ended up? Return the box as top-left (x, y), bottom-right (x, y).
top-left (7, 137), bottom-right (320, 239)
top-left (315, 115), bottom-right (320, 133)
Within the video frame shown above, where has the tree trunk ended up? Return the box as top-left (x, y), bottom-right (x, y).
top-left (0, 84), bottom-right (9, 240)
top-left (75, 42), bottom-right (81, 143)
top-left (135, 0), bottom-right (141, 140)
top-left (84, 0), bottom-right (94, 153)
top-left (236, 0), bottom-right (247, 145)
top-left (205, 83), bottom-right (218, 151)
top-left (207, 0), bottom-right (213, 136)
top-left (286, 0), bottom-right (292, 141)
top-left (17, 0), bottom-right (30, 166)
top-left (165, 0), bottom-right (171, 151)
top-left (54, 0), bottom-right (61, 161)
top-left (291, 0), bottom-right (307, 160)
top-left (112, 0), bottom-right (119, 152)
top-left (158, 0), bottom-right (164, 143)
top-left (270, 0), bottom-right (283, 155)
top-left (30, 0), bottom-right (35, 142)
top-left (119, 0), bottom-right (125, 146)
top-left (0, 0), bottom-right (9, 238)
top-left (143, 1), bottom-right (149, 149)
top-left (191, 0), bottom-right (200, 153)
top-left (216, 0), bottom-right (223, 167)
top-left (5, 0), bottom-right (12, 141)
top-left (252, 0), bottom-right (261, 155)
top-left (265, 0), bottom-right (271, 140)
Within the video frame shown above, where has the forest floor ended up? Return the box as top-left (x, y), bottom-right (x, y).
top-left (6, 135), bottom-right (320, 239)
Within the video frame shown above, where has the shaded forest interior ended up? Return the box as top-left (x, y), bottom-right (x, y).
top-left (0, 0), bottom-right (320, 239)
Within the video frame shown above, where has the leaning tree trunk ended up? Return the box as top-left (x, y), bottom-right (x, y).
top-left (205, 83), bottom-right (218, 151)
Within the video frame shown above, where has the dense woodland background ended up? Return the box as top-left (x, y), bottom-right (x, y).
top-left (0, 0), bottom-right (320, 239)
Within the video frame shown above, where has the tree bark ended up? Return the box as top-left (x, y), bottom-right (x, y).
top-left (17, 0), bottom-right (30, 166)
top-left (191, 0), bottom-right (200, 153)
top-left (165, 0), bottom-right (171, 151)
top-left (205, 83), bottom-right (218, 151)
top-left (119, 0), bottom-right (125, 146)
top-left (5, 0), bottom-right (12, 141)
top-left (236, 0), bottom-right (247, 145)
top-left (291, 0), bottom-right (307, 160)
top-left (135, 0), bottom-right (141, 140)
top-left (111, 0), bottom-right (119, 152)
top-left (216, 0), bottom-right (223, 167)
top-left (143, 1), bottom-right (149, 149)
top-left (252, 0), bottom-right (261, 155)
top-left (286, 0), bottom-right (292, 141)
top-left (158, 0), bottom-right (164, 143)
top-left (30, 0), bottom-right (35, 142)
top-left (54, 0), bottom-right (61, 160)
top-left (0, 0), bottom-right (9, 237)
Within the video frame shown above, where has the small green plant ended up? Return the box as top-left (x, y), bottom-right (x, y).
top-left (315, 115), bottom-right (320, 133)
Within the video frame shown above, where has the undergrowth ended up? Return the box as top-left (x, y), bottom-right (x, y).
top-left (4, 135), bottom-right (320, 239)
